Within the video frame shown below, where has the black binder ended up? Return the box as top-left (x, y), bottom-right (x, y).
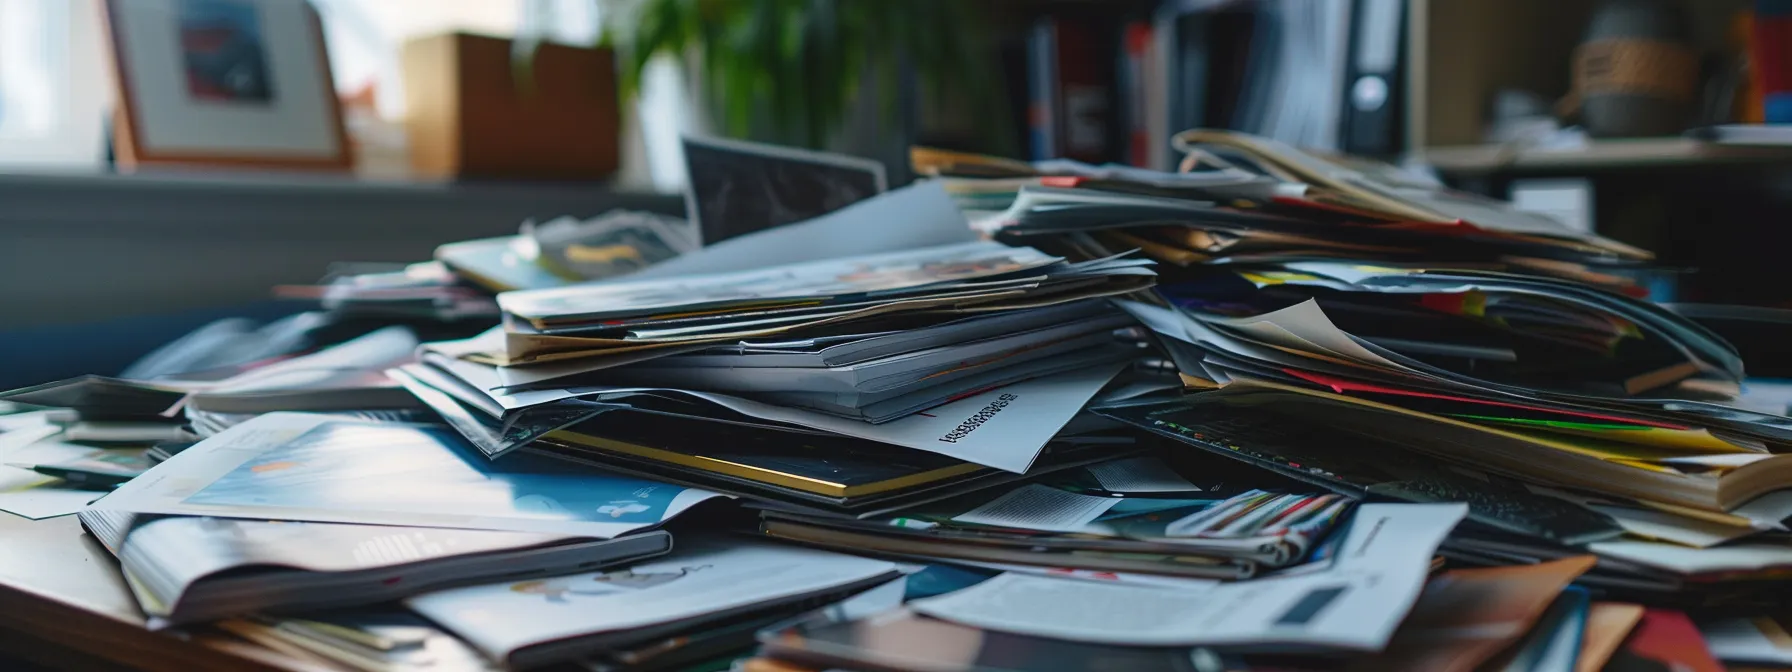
top-left (1340, 0), bottom-right (1405, 156)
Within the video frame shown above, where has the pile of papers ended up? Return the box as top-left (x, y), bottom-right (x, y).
top-left (5, 130), bottom-right (1792, 671)
top-left (390, 192), bottom-right (1163, 512)
top-left (928, 134), bottom-right (1792, 608)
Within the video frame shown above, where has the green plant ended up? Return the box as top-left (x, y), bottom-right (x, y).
top-left (601, 0), bottom-right (1006, 150)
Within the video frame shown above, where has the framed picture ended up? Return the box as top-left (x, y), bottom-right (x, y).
top-left (103, 0), bottom-right (350, 170)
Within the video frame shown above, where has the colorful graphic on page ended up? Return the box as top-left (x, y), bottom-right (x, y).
top-left (178, 0), bottom-right (275, 104)
top-left (183, 422), bottom-right (691, 525)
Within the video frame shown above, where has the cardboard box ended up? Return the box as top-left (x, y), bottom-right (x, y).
top-left (403, 33), bottom-right (619, 179)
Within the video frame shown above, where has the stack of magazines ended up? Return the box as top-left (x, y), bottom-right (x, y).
top-left (12, 130), bottom-right (1792, 672)
top-left (392, 236), bottom-right (1163, 509)
top-left (763, 477), bottom-right (1351, 579)
top-left (937, 133), bottom-right (1792, 609)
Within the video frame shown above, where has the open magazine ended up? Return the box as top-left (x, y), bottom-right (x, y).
top-left (80, 510), bottom-right (670, 625)
top-left (406, 538), bottom-right (900, 669)
top-left (91, 413), bottom-right (727, 537)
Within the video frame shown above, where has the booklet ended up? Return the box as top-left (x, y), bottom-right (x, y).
top-left (757, 344), bottom-right (1136, 422)
top-left (763, 485), bottom-right (1346, 570)
top-left (663, 299), bottom-right (1119, 371)
top-left (0, 326), bottom-right (421, 418)
top-left (601, 314), bottom-right (1133, 396)
top-left (79, 510), bottom-right (671, 626)
top-left (498, 240), bottom-right (1062, 327)
top-left (908, 503), bottom-right (1467, 649)
top-left (91, 413), bottom-right (726, 538)
top-left (403, 358), bottom-right (1129, 473)
top-left (217, 611), bottom-right (501, 672)
top-left (488, 255), bottom-right (1154, 365)
top-left (406, 538), bottom-right (900, 669)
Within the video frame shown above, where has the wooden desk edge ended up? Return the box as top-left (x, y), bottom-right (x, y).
top-left (0, 524), bottom-right (322, 672)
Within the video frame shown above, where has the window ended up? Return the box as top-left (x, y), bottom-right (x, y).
top-left (0, 0), bottom-right (109, 167)
top-left (0, 0), bottom-right (686, 189)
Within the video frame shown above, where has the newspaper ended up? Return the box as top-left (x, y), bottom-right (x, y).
top-left (1086, 456), bottom-right (1198, 493)
top-left (909, 502), bottom-right (1467, 649)
top-left (951, 485), bottom-right (1122, 532)
top-left (81, 509), bottom-right (672, 625)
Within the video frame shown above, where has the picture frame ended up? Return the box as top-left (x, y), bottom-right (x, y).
top-left (102, 0), bottom-right (351, 171)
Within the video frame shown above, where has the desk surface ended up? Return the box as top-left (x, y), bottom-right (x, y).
top-left (0, 512), bottom-right (326, 671)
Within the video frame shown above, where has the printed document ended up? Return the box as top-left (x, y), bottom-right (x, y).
top-left (910, 502), bottom-right (1467, 648)
top-left (1086, 456), bottom-right (1197, 493)
top-left (407, 539), bottom-right (898, 663)
top-left (952, 485), bottom-right (1121, 532)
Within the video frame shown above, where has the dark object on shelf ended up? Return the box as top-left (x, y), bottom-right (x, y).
top-left (1341, 0), bottom-right (1407, 156)
top-left (1686, 123), bottom-right (1792, 145)
top-left (1026, 14), bottom-right (1118, 163)
top-left (1485, 89), bottom-right (1560, 144)
top-left (1573, 0), bottom-right (1700, 137)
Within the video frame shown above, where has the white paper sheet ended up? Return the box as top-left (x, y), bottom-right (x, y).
top-left (624, 181), bottom-right (976, 281)
top-left (940, 559), bottom-right (1220, 592)
top-left (1730, 491), bottom-right (1792, 530)
top-left (0, 423), bottom-right (63, 454)
top-left (1530, 484), bottom-right (1774, 542)
top-left (154, 326), bottom-right (420, 416)
top-left (1209, 300), bottom-right (1408, 371)
top-left (0, 441), bottom-right (115, 519)
top-left (1111, 300), bottom-right (1337, 379)
top-left (406, 539), bottom-right (898, 662)
top-left (1086, 456), bottom-right (1196, 493)
top-left (1700, 618), bottom-right (1792, 664)
top-left (1656, 453), bottom-right (1776, 469)
top-left (952, 485), bottom-right (1120, 532)
top-left (201, 326), bottom-right (418, 395)
top-left (1587, 504), bottom-right (1756, 548)
top-left (1112, 300), bottom-right (1199, 344)
top-left (0, 410), bottom-right (59, 433)
top-left (1588, 539), bottom-right (1792, 575)
top-left (909, 502), bottom-right (1467, 649)
top-left (819, 575), bottom-right (908, 622)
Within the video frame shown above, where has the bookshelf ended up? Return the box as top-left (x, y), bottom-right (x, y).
top-left (1413, 138), bottom-right (1792, 174)
top-left (1405, 0), bottom-right (1775, 174)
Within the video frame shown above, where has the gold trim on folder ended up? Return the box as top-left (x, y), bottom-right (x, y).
top-left (544, 430), bottom-right (984, 498)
